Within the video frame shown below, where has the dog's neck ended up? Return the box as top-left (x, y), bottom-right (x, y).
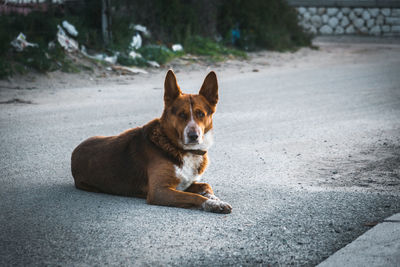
top-left (146, 119), bottom-right (207, 165)
top-left (184, 149), bottom-right (207, 156)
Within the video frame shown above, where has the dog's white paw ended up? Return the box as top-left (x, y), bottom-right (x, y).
top-left (202, 193), bottom-right (220, 201)
top-left (201, 199), bottom-right (232, 214)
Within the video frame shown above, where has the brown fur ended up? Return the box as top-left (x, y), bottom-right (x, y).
top-left (71, 70), bottom-right (232, 213)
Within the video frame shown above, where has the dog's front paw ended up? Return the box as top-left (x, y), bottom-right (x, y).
top-left (202, 193), bottom-right (220, 201)
top-left (202, 199), bottom-right (232, 214)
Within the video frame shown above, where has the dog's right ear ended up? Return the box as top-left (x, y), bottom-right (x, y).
top-left (164, 70), bottom-right (181, 106)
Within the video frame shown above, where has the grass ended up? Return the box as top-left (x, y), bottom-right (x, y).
top-left (184, 36), bottom-right (247, 60)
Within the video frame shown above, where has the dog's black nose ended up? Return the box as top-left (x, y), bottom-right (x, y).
top-left (188, 132), bottom-right (198, 142)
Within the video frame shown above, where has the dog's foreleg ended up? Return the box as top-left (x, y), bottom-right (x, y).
top-left (185, 182), bottom-right (232, 213)
top-left (147, 186), bottom-right (231, 214)
top-left (185, 182), bottom-right (219, 200)
top-left (147, 187), bottom-right (206, 208)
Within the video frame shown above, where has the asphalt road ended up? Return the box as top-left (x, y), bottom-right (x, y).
top-left (1, 39), bottom-right (400, 266)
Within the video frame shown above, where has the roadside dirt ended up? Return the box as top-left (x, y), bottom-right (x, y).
top-left (313, 140), bottom-right (400, 192)
top-left (2, 36), bottom-right (398, 92)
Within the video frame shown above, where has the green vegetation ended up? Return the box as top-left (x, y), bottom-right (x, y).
top-left (217, 0), bottom-right (312, 51)
top-left (117, 45), bottom-right (181, 67)
top-left (0, 0), bottom-right (311, 79)
top-left (0, 12), bottom-right (88, 77)
top-left (184, 36), bottom-right (247, 60)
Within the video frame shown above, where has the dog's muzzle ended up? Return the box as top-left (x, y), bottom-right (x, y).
top-left (184, 122), bottom-right (202, 144)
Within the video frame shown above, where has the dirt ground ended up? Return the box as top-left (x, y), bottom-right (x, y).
top-left (1, 36), bottom-right (398, 92)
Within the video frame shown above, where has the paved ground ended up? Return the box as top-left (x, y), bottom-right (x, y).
top-left (318, 213), bottom-right (400, 267)
top-left (1, 37), bottom-right (400, 266)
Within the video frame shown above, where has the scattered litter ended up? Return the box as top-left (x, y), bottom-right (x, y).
top-left (147, 60), bottom-right (160, 68)
top-left (80, 46), bottom-right (118, 64)
top-left (57, 25), bottom-right (78, 52)
top-left (132, 24), bottom-right (150, 36)
top-left (48, 41), bottom-right (56, 49)
top-left (129, 51), bottom-right (142, 59)
top-left (130, 33), bottom-right (142, 50)
top-left (62, 20), bottom-right (78, 37)
top-left (10, 33), bottom-right (38, 52)
top-left (101, 54), bottom-right (118, 64)
top-left (111, 65), bottom-right (148, 74)
top-left (172, 44), bottom-right (183, 52)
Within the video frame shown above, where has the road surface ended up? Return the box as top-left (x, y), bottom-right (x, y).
top-left (1, 37), bottom-right (400, 266)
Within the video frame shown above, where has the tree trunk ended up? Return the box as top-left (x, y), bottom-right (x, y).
top-left (101, 0), bottom-right (112, 46)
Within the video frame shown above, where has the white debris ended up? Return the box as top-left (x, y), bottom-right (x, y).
top-left (57, 25), bottom-right (79, 52)
top-left (147, 60), bottom-right (160, 68)
top-left (102, 54), bottom-right (118, 64)
top-left (10, 33), bottom-right (38, 52)
top-left (80, 45), bottom-right (118, 64)
top-left (172, 44), bottom-right (183, 52)
top-left (62, 20), bottom-right (78, 37)
top-left (130, 33), bottom-right (142, 50)
top-left (48, 41), bottom-right (56, 49)
top-left (111, 65), bottom-right (148, 74)
top-left (129, 51), bottom-right (142, 59)
top-left (133, 24), bottom-right (150, 36)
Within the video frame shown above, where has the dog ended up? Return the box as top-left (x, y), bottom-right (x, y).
top-left (71, 70), bottom-right (232, 214)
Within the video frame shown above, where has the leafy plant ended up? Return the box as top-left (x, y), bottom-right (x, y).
top-left (184, 36), bottom-right (246, 59)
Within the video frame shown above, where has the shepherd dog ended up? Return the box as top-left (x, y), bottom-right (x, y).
top-left (71, 70), bottom-right (232, 213)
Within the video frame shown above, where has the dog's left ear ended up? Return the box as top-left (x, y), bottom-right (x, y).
top-left (199, 71), bottom-right (218, 106)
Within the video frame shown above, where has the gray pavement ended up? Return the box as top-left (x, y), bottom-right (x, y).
top-left (1, 38), bottom-right (400, 266)
top-left (318, 213), bottom-right (400, 267)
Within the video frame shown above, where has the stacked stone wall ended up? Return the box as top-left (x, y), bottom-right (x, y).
top-left (296, 7), bottom-right (400, 36)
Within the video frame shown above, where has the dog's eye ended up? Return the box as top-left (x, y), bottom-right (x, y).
top-left (179, 112), bottom-right (187, 120)
top-left (196, 110), bottom-right (205, 118)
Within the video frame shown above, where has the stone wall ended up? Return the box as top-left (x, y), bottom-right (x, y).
top-left (296, 7), bottom-right (400, 36)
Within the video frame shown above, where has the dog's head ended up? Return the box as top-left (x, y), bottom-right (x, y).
top-left (160, 70), bottom-right (218, 151)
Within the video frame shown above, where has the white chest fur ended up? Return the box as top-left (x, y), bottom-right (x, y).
top-left (175, 154), bottom-right (204, 191)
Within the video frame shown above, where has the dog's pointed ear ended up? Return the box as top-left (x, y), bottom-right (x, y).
top-left (164, 70), bottom-right (181, 106)
top-left (199, 71), bottom-right (218, 106)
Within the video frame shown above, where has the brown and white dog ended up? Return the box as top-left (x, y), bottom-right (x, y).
top-left (71, 70), bottom-right (232, 213)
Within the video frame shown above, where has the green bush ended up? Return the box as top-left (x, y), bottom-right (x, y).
top-left (139, 45), bottom-right (177, 64)
top-left (117, 45), bottom-right (181, 67)
top-left (184, 36), bottom-right (246, 59)
top-left (111, 0), bottom-right (311, 51)
top-left (217, 0), bottom-right (312, 50)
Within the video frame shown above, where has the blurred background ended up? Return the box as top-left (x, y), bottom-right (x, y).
top-left (0, 0), bottom-right (313, 78)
